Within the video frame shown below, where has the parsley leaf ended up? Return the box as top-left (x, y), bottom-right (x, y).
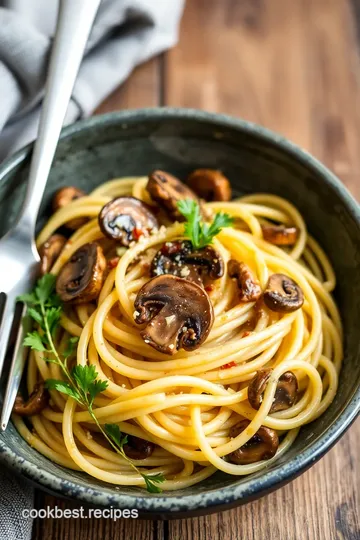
top-left (205, 212), bottom-right (233, 240)
top-left (35, 274), bottom-right (57, 305)
top-left (27, 307), bottom-right (43, 327)
top-left (104, 424), bottom-right (128, 448)
top-left (46, 306), bottom-right (62, 335)
top-left (23, 331), bottom-right (46, 352)
top-left (63, 336), bottom-right (79, 359)
top-left (45, 379), bottom-right (82, 403)
top-left (18, 292), bottom-right (39, 306)
top-left (177, 199), bottom-right (233, 249)
top-left (142, 473), bottom-right (165, 493)
top-left (71, 364), bottom-right (108, 408)
top-left (88, 379), bottom-right (108, 406)
top-left (72, 364), bottom-right (97, 393)
top-left (19, 274), bottom-right (165, 493)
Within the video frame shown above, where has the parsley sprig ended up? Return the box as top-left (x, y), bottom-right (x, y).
top-left (19, 274), bottom-right (164, 493)
top-left (177, 199), bottom-right (233, 249)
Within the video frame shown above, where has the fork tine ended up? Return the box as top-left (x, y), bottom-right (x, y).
top-left (0, 298), bottom-right (16, 378)
top-left (1, 305), bottom-right (30, 431)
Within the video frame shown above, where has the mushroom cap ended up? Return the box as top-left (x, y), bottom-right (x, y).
top-left (52, 186), bottom-right (87, 229)
top-left (56, 242), bottom-right (106, 303)
top-left (248, 368), bottom-right (298, 413)
top-left (227, 419), bottom-right (279, 465)
top-left (187, 169), bottom-right (232, 201)
top-left (123, 435), bottom-right (155, 460)
top-left (146, 170), bottom-right (200, 221)
top-left (99, 196), bottom-right (158, 246)
top-left (151, 240), bottom-right (224, 286)
top-left (134, 274), bottom-right (214, 355)
top-left (261, 225), bottom-right (298, 246)
top-left (264, 273), bottom-right (304, 313)
top-left (13, 382), bottom-right (49, 416)
top-left (38, 234), bottom-right (67, 275)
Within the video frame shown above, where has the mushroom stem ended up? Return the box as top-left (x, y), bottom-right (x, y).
top-left (228, 259), bottom-right (262, 302)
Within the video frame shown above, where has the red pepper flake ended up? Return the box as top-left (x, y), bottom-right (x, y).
top-left (108, 257), bottom-right (120, 269)
top-left (133, 228), bottom-right (144, 240)
top-left (161, 241), bottom-right (183, 255)
top-left (205, 285), bottom-right (214, 292)
top-left (220, 361), bottom-right (237, 370)
top-left (242, 331), bottom-right (251, 338)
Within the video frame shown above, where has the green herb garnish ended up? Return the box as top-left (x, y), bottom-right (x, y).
top-left (177, 199), bottom-right (233, 249)
top-left (19, 274), bottom-right (165, 493)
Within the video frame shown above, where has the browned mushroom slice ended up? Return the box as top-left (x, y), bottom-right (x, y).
top-left (227, 420), bottom-right (279, 465)
top-left (187, 168), bottom-right (232, 201)
top-left (263, 273), bottom-right (304, 313)
top-left (52, 186), bottom-right (87, 229)
top-left (123, 435), bottom-right (155, 460)
top-left (38, 234), bottom-right (67, 275)
top-left (248, 368), bottom-right (298, 413)
top-left (261, 225), bottom-right (298, 246)
top-left (13, 382), bottom-right (49, 416)
top-left (56, 242), bottom-right (106, 303)
top-left (99, 196), bottom-right (159, 246)
top-left (228, 259), bottom-right (262, 302)
top-left (134, 274), bottom-right (214, 355)
top-left (146, 170), bottom-right (200, 221)
top-left (151, 240), bottom-right (224, 286)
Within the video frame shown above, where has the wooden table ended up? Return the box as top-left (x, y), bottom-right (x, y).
top-left (33, 1), bottom-right (360, 538)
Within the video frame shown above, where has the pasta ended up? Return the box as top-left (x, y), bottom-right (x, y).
top-left (13, 171), bottom-right (342, 491)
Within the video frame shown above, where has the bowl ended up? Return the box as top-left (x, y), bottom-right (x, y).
top-left (0, 108), bottom-right (359, 518)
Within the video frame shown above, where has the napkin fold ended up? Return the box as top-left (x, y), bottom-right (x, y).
top-left (0, 0), bottom-right (184, 161)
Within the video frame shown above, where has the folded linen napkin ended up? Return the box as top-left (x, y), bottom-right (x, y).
top-left (0, 0), bottom-right (184, 161)
top-left (0, 1), bottom-right (184, 538)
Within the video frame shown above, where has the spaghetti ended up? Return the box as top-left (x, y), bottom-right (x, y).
top-left (13, 172), bottom-right (342, 491)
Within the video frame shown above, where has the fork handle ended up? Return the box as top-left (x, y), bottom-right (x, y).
top-left (17, 0), bottom-right (101, 236)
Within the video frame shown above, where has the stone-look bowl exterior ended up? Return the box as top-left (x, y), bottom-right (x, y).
top-left (0, 109), bottom-right (359, 518)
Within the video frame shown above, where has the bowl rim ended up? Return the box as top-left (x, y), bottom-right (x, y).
top-left (0, 107), bottom-right (359, 514)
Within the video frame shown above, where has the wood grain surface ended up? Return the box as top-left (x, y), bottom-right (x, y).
top-left (33, 0), bottom-right (360, 538)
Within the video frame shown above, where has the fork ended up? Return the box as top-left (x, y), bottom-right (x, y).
top-left (0, 0), bottom-right (101, 431)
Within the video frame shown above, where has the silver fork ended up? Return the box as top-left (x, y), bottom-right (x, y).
top-left (0, 0), bottom-right (101, 431)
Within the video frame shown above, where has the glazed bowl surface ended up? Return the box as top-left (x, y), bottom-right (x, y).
top-left (0, 108), bottom-right (359, 518)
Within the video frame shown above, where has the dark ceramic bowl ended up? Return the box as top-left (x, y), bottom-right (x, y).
top-left (0, 108), bottom-right (359, 518)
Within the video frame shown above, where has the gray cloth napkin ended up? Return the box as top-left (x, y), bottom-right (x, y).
top-left (0, 1), bottom-right (184, 538)
top-left (0, 467), bottom-right (33, 540)
top-left (0, 0), bottom-right (184, 161)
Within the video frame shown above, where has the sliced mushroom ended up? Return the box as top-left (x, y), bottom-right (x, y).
top-left (228, 259), bottom-right (262, 302)
top-left (38, 234), bottom-right (67, 275)
top-left (187, 168), bottom-right (232, 201)
top-left (264, 273), bottom-right (304, 313)
top-left (52, 186), bottom-right (87, 229)
top-left (227, 419), bottom-right (279, 465)
top-left (147, 170), bottom-right (200, 221)
top-left (151, 240), bottom-right (224, 286)
top-left (99, 196), bottom-right (159, 246)
top-left (262, 225), bottom-right (298, 246)
top-left (13, 382), bottom-right (49, 416)
top-left (248, 368), bottom-right (298, 413)
top-left (56, 242), bottom-right (106, 303)
top-left (134, 274), bottom-right (214, 355)
top-left (123, 435), bottom-right (155, 460)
